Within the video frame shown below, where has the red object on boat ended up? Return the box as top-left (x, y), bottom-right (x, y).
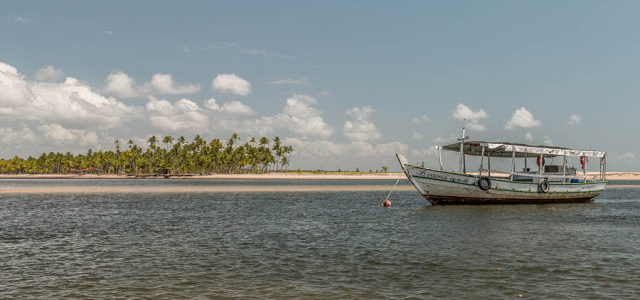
top-left (580, 156), bottom-right (588, 170)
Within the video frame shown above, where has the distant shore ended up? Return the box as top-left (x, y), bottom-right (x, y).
top-left (0, 171), bottom-right (638, 180)
top-left (0, 172), bottom-right (406, 180)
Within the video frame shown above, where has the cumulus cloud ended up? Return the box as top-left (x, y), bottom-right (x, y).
top-left (145, 96), bottom-right (209, 133)
top-left (34, 66), bottom-right (63, 81)
top-left (0, 62), bottom-right (137, 129)
top-left (452, 103), bottom-right (488, 131)
top-left (412, 132), bottom-right (423, 140)
top-left (615, 152), bottom-right (635, 160)
top-left (39, 123), bottom-right (76, 141)
top-left (410, 146), bottom-right (439, 158)
top-left (505, 107), bottom-right (541, 130)
top-left (412, 115), bottom-right (430, 124)
top-left (221, 100), bottom-right (256, 115)
top-left (568, 114), bottom-right (581, 126)
top-left (204, 98), bottom-right (220, 111)
top-left (282, 137), bottom-right (407, 158)
top-left (525, 132), bottom-right (533, 141)
top-left (433, 134), bottom-right (457, 145)
top-left (211, 73), bottom-right (251, 96)
top-left (102, 71), bottom-right (141, 98)
top-left (0, 126), bottom-right (38, 146)
top-left (343, 106), bottom-right (381, 142)
top-left (144, 73), bottom-right (200, 95)
top-left (543, 135), bottom-right (553, 146)
top-left (103, 70), bottom-right (200, 98)
top-left (38, 123), bottom-right (100, 147)
top-left (268, 94), bottom-right (333, 139)
top-left (269, 77), bottom-right (308, 85)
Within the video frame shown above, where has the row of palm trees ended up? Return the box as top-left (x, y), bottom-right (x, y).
top-left (0, 134), bottom-right (294, 175)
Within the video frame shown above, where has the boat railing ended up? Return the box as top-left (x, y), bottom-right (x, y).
top-left (478, 168), bottom-right (591, 182)
top-left (508, 172), bottom-right (587, 180)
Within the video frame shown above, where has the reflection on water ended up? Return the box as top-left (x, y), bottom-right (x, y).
top-left (0, 180), bottom-right (639, 299)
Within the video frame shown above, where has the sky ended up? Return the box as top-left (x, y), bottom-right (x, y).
top-left (1, 1), bottom-right (639, 171)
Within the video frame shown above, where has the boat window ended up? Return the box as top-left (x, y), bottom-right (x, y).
top-left (544, 165), bottom-right (560, 173)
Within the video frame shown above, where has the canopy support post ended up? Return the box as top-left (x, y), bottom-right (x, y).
top-left (603, 154), bottom-right (607, 181)
top-left (437, 146), bottom-right (443, 171)
top-left (563, 155), bottom-right (567, 183)
top-left (479, 146), bottom-right (485, 176)
top-left (458, 125), bottom-right (466, 174)
top-left (487, 152), bottom-right (491, 177)
top-left (584, 156), bottom-right (588, 183)
top-left (510, 150), bottom-right (515, 181)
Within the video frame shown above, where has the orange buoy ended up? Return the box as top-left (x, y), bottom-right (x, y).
top-left (382, 199), bottom-right (391, 207)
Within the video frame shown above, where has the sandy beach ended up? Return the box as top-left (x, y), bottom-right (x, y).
top-left (0, 185), bottom-right (417, 194)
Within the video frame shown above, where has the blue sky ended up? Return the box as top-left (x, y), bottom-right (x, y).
top-left (1, 1), bottom-right (639, 171)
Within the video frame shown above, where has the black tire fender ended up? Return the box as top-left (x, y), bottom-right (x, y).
top-left (539, 178), bottom-right (550, 193)
top-left (477, 177), bottom-right (491, 191)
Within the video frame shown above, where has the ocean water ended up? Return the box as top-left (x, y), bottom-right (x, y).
top-left (0, 180), bottom-right (639, 299)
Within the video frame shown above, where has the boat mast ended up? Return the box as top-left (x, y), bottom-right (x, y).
top-left (458, 122), bottom-right (467, 174)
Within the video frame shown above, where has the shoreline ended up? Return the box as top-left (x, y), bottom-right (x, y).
top-left (0, 173), bottom-right (407, 180)
top-left (0, 172), bottom-right (639, 180)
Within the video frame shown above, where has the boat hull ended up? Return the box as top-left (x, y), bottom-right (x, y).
top-left (396, 154), bottom-right (606, 205)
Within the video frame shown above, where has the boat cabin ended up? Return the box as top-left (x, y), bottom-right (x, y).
top-left (439, 139), bottom-right (606, 184)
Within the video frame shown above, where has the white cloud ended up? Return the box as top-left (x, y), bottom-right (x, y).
top-left (505, 107), bottom-right (542, 130)
top-left (269, 77), bottom-right (308, 85)
top-left (144, 73), bottom-right (200, 95)
top-left (104, 30), bottom-right (113, 36)
top-left (375, 141), bottom-right (409, 156)
top-left (343, 106), bottom-right (381, 142)
top-left (433, 134), bottom-right (457, 145)
top-left (452, 103), bottom-right (488, 131)
top-left (616, 152), bottom-right (635, 160)
top-left (103, 71), bottom-right (141, 98)
top-left (245, 49), bottom-right (269, 56)
top-left (39, 123), bottom-right (76, 141)
top-left (412, 114), bottom-right (430, 124)
top-left (568, 114), bottom-right (581, 126)
top-left (204, 98), bottom-right (220, 111)
top-left (268, 94), bottom-right (333, 139)
top-left (0, 62), bottom-right (137, 129)
top-left (34, 66), bottom-right (63, 81)
top-left (412, 132), bottom-right (423, 140)
top-left (525, 132), bottom-right (533, 141)
top-left (103, 70), bottom-right (200, 98)
top-left (0, 126), bottom-right (38, 146)
top-left (543, 135), bottom-right (553, 146)
top-left (145, 97), bottom-right (209, 133)
top-left (38, 123), bottom-right (101, 147)
top-left (410, 146), bottom-right (439, 158)
top-left (282, 137), bottom-right (407, 158)
top-left (211, 73), bottom-right (251, 96)
top-left (14, 17), bottom-right (27, 23)
top-left (221, 100), bottom-right (256, 115)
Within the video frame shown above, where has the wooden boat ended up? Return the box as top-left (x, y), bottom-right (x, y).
top-left (396, 127), bottom-right (607, 205)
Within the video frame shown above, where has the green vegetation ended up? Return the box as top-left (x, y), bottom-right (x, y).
top-left (0, 133), bottom-right (294, 175)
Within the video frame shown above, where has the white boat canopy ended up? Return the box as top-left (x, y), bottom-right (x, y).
top-left (442, 141), bottom-right (606, 158)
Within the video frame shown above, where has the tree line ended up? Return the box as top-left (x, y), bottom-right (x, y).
top-left (0, 133), bottom-right (294, 175)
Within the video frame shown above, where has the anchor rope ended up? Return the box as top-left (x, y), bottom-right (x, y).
top-left (383, 177), bottom-right (401, 202)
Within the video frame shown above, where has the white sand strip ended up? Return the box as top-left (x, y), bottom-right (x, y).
top-left (0, 185), bottom-right (416, 194)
